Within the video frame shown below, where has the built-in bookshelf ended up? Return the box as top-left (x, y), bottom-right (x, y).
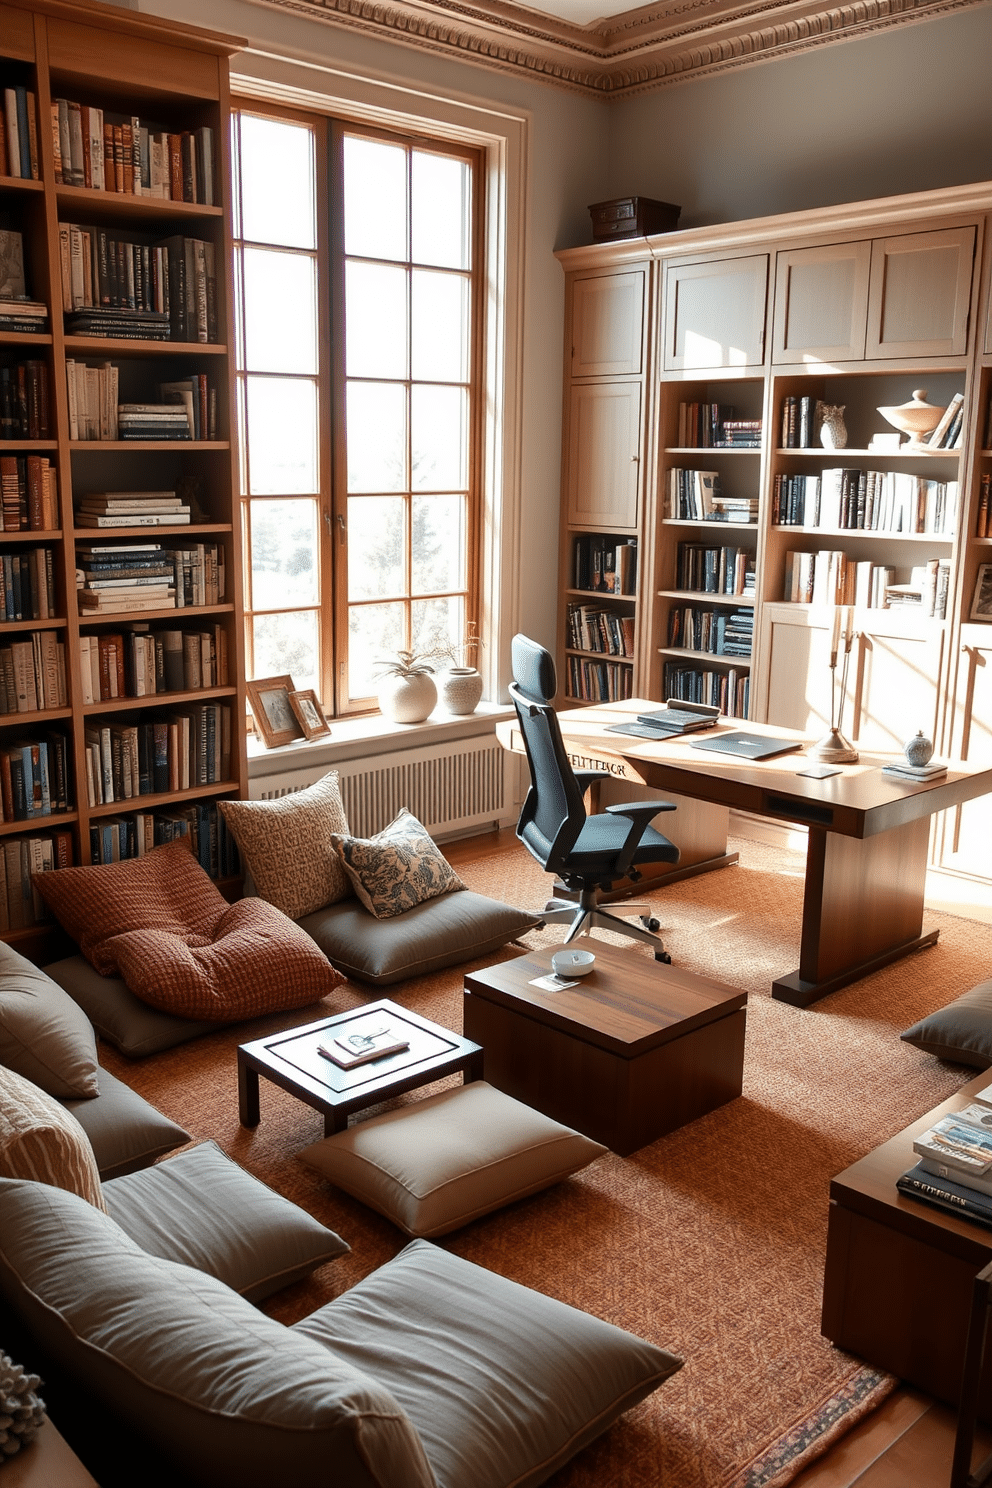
top-left (0, 0), bottom-right (245, 956)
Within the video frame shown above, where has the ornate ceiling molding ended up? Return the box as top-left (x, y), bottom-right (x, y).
top-left (243, 0), bottom-right (988, 97)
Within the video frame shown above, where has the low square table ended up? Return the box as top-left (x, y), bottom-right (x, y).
top-left (463, 941), bottom-right (746, 1155)
top-left (238, 1000), bottom-right (484, 1137)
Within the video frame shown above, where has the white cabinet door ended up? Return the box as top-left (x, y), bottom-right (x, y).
top-left (663, 256), bottom-right (768, 371)
top-left (565, 382), bottom-right (642, 531)
top-left (866, 227), bottom-right (976, 359)
top-left (772, 241), bottom-right (871, 364)
top-left (570, 270), bottom-right (645, 378)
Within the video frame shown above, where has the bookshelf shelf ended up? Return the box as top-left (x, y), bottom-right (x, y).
top-left (63, 338), bottom-right (230, 358)
top-left (659, 589), bottom-right (756, 606)
top-left (0, 330), bottom-right (52, 346)
top-left (661, 518), bottom-right (758, 531)
top-left (82, 685), bottom-right (237, 714)
top-left (70, 441), bottom-right (232, 451)
top-left (0, 707), bottom-right (72, 725)
top-left (657, 646), bottom-right (752, 667)
top-left (0, 617), bottom-right (65, 632)
top-left (88, 780), bottom-right (238, 817)
top-left (54, 186), bottom-right (223, 221)
top-left (0, 813), bottom-right (77, 837)
top-left (73, 524), bottom-right (233, 538)
top-left (773, 447), bottom-right (961, 460)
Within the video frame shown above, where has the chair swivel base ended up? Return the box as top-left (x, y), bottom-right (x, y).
top-left (540, 895), bottom-right (671, 962)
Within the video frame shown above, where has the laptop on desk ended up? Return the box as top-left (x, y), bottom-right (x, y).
top-left (689, 731), bottom-right (804, 761)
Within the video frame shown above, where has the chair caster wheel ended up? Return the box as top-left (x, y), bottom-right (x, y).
top-left (654, 950), bottom-right (672, 964)
top-left (640, 916), bottom-right (661, 932)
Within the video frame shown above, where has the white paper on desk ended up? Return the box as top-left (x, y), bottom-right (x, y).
top-left (530, 973), bottom-right (579, 992)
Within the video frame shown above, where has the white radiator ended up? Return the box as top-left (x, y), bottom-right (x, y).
top-left (249, 736), bottom-right (514, 839)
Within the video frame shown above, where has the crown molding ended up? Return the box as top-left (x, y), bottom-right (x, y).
top-left (242, 0), bottom-right (989, 98)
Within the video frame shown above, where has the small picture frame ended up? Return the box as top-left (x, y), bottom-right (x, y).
top-left (246, 675), bottom-right (305, 748)
top-left (289, 688), bottom-right (331, 741)
top-left (971, 565), bottom-right (992, 621)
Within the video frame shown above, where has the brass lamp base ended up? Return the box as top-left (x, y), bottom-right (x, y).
top-left (810, 728), bottom-right (859, 764)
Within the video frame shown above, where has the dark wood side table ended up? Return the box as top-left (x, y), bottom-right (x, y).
top-left (238, 1000), bottom-right (484, 1137)
top-left (463, 941), bottom-right (746, 1155)
top-left (822, 1068), bottom-right (992, 1411)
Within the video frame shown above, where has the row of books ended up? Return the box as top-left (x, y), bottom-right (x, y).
top-left (676, 402), bottom-right (762, 449)
top-left (0, 547), bottom-right (56, 622)
top-left (675, 542), bottom-right (756, 597)
top-left (667, 469), bottom-right (758, 524)
top-left (572, 535), bottom-right (637, 594)
top-left (89, 802), bottom-right (239, 880)
top-left (772, 469), bottom-right (957, 534)
top-left (667, 605), bottom-right (754, 657)
top-left (0, 734), bottom-right (71, 823)
top-left (781, 550), bottom-right (951, 615)
top-left (0, 632), bottom-right (67, 715)
top-left (64, 364), bottom-right (216, 442)
top-left (564, 655), bottom-right (634, 703)
top-left (60, 228), bottom-right (217, 343)
top-left (0, 361), bottom-right (50, 440)
top-left (83, 703), bottom-right (232, 807)
top-left (1, 87), bottom-right (39, 181)
top-left (0, 456), bottom-right (59, 530)
top-left (79, 624), bottom-right (229, 703)
top-left (76, 541), bottom-right (226, 614)
top-left (0, 831), bottom-right (74, 933)
top-left (564, 603), bottom-right (634, 658)
top-left (924, 392), bottom-right (965, 450)
top-left (898, 1095), bottom-right (992, 1230)
top-left (663, 662), bottom-right (749, 719)
top-left (51, 99), bottom-right (214, 204)
top-left (976, 474), bottom-right (992, 537)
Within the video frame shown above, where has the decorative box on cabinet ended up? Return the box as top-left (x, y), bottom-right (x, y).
top-left (662, 256), bottom-right (768, 371)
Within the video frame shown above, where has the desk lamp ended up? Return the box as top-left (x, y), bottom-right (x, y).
top-left (811, 606), bottom-right (859, 763)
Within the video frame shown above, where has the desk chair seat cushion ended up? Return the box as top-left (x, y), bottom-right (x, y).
top-left (296, 1238), bottom-right (683, 1488)
top-left (566, 814), bottom-right (679, 878)
top-left (901, 978), bottom-right (992, 1068)
top-left (298, 1080), bottom-right (606, 1238)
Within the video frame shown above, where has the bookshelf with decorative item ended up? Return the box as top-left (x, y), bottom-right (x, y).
top-left (0, 0), bottom-right (245, 957)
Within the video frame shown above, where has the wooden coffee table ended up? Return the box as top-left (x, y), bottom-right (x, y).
top-left (238, 999), bottom-right (484, 1136)
top-left (463, 941), bottom-right (746, 1155)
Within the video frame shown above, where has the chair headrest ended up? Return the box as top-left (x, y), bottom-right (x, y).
top-left (511, 634), bottom-right (557, 704)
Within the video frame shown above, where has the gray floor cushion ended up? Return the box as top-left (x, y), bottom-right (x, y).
top-left (298, 890), bottom-right (539, 986)
top-left (0, 943), bottom-right (101, 1099)
top-left (45, 954), bottom-right (230, 1056)
top-left (295, 1238), bottom-right (683, 1488)
top-left (64, 1066), bottom-right (190, 1178)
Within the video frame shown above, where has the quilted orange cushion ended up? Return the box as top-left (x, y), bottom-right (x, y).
top-left (32, 839), bottom-right (227, 976)
top-left (100, 899), bottom-right (344, 1021)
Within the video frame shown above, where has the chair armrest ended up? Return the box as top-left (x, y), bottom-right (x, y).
top-left (604, 800), bottom-right (677, 819)
top-left (574, 770), bottom-right (611, 796)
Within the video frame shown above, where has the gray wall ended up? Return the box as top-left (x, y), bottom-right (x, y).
top-left (607, 7), bottom-right (992, 232)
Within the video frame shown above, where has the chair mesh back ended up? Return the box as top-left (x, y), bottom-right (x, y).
top-left (509, 636), bottom-right (587, 873)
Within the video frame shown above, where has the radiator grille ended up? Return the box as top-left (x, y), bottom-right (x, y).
top-left (250, 737), bottom-right (511, 839)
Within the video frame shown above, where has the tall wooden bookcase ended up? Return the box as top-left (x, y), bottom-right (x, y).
top-left (0, 0), bottom-right (247, 959)
top-left (556, 183), bottom-right (992, 899)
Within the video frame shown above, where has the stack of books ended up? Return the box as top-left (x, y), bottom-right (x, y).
top-left (76, 543), bottom-right (176, 613)
top-left (882, 757), bottom-right (948, 782)
top-left (117, 403), bottom-right (192, 441)
top-left (75, 491), bottom-right (190, 528)
top-left (0, 298), bottom-right (47, 335)
top-left (898, 1099), bottom-right (992, 1226)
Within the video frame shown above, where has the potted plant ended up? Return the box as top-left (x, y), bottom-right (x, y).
top-left (374, 649), bottom-right (438, 724)
top-left (430, 624), bottom-right (485, 715)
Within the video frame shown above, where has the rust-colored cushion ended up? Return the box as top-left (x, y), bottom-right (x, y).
top-left (100, 899), bottom-right (344, 1022)
top-left (32, 839), bottom-right (226, 977)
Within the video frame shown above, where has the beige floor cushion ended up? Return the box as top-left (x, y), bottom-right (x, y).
top-left (299, 1080), bottom-right (606, 1237)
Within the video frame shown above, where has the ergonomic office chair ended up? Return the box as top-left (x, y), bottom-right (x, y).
top-left (509, 634), bottom-right (680, 961)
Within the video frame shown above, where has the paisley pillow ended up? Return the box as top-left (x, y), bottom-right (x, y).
top-left (331, 810), bottom-right (465, 919)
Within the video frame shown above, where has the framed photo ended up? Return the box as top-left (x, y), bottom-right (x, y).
top-left (246, 675), bottom-right (305, 749)
top-left (972, 565), bottom-right (992, 621)
top-left (289, 688), bottom-right (331, 741)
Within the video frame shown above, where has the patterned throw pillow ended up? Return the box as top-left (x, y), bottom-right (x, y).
top-left (0, 1064), bottom-right (106, 1211)
top-left (218, 772), bottom-right (352, 920)
top-left (332, 809), bottom-right (466, 919)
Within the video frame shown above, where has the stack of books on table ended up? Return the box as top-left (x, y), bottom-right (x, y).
top-left (898, 1101), bottom-right (992, 1227)
top-left (881, 758), bottom-right (948, 782)
top-left (75, 492), bottom-right (190, 528)
top-left (76, 543), bottom-right (176, 614)
top-left (117, 403), bottom-right (192, 441)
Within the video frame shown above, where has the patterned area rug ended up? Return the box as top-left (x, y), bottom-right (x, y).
top-left (98, 838), bottom-right (991, 1487)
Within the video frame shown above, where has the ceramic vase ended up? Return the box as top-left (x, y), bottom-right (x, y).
top-left (439, 667), bottom-right (484, 716)
top-left (819, 404), bottom-right (847, 449)
top-left (378, 672), bottom-right (437, 724)
top-left (904, 730), bottom-right (934, 767)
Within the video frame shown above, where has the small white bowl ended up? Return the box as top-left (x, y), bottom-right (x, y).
top-left (551, 948), bottom-right (596, 978)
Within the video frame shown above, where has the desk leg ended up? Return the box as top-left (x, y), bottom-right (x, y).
top-left (773, 818), bottom-right (938, 1007)
top-left (238, 1057), bottom-right (260, 1128)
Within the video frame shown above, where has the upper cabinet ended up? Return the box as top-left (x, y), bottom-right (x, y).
top-left (663, 256), bottom-right (768, 371)
top-left (570, 269), bottom-right (645, 378)
top-left (773, 242), bottom-right (871, 364)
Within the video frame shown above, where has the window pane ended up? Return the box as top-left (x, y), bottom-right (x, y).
top-left (244, 249), bottom-right (317, 374)
top-left (349, 602), bottom-right (404, 697)
top-left (346, 262), bottom-right (407, 379)
top-left (412, 271), bottom-right (469, 382)
top-left (412, 494), bottom-right (465, 595)
top-left (249, 498), bottom-right (319, 609)
top-left (251, 609), bottom-right (320, 693)
top-left (348, 496), bottom-right (406, 600)
top-left (246, 377), bottom-right (318, 495)
top-left (344, 137), bottom-right (406, 262)
top-left (347, 382), bottom-right (407, 493)
top-left (412, 152), bottom-right (470, 270)
top-left (411, 385), bottom-right (468, 492)
top-left (240, 115), bottom-right (316, 250)
top-left (413, 595), bottom-right (464, 658)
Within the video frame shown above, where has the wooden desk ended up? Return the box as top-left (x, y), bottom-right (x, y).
top-left (497, 700), bottom-right (992, 1006)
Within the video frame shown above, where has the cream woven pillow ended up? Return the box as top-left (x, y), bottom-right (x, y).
top-left (332, 809), bottom-right (466, 919)
top-left (0, 1064), bottom-right (106, 1211)
top-left (218, 771), bottom-right (352, 920)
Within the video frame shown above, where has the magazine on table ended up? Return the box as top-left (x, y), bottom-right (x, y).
top-left (318, 1016), bottom-right (410, 1069)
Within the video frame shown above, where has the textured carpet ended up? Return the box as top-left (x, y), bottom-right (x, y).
top-left (97, 838), bottom-right (991, 1488)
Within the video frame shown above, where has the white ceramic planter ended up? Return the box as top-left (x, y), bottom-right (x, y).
top-left (439, 667), bottom-right (484, 716)
top-left (378, 672), bottom-right (437, 724)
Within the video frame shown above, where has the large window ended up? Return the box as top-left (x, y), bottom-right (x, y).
top-left (231, 107), bottom-right (482, 716)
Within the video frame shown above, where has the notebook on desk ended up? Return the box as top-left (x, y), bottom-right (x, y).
top-left (605, 700), bottom-right (719, 741)
top-left (689, 731), bottom-right (803, 761)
